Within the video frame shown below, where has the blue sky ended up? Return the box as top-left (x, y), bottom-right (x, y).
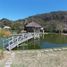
top-left (0, 0), bottom-right (67, 20)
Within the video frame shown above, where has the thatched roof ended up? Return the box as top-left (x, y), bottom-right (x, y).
top-left (26, 21), bottom-right (41, 28)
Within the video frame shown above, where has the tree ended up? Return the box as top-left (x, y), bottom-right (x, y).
top-left (56, 23), bottom-right (64, 34)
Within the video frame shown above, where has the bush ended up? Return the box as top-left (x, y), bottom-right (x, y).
top-left (0, 29), bottom-right (12, 37)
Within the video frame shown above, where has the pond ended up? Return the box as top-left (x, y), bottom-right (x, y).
top-left (0, 37), bottom-right (9, 49)
top-left (41, 34), bottom-right (67, 48)
top-left (13, 34), bottom-right (67, 50)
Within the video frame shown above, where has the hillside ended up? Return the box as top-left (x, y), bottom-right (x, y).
top-left (1, 11), bottom-right (67, 32)
top-left (26, 11), bottom-right (67, 32)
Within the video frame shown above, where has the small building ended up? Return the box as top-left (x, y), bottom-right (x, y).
top-left (25, 21), bottom-right (42, 32)
top-left (3, 26), bottom-right (11, 29)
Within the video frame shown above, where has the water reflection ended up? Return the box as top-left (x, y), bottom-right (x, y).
top-left (41, 34), bottom-right (67, 48)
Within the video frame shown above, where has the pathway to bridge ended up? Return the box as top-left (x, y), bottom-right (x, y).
top-left (5, 51), bottom-right (15, 67)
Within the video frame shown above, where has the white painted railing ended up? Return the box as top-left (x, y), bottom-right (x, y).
top-left (5, 33), bottom-right (40, 50)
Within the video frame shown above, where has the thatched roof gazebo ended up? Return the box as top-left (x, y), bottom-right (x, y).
top-left (25, 21), bottom-right (42, 32)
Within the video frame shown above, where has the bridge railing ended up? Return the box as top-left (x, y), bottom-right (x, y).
top-left (5, 33), bottom-right (34, 50)
top-left (5, 32), bottom-right (41, 50)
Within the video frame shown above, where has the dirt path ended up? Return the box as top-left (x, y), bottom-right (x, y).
top-left (5, 51), bottom-right (15, 67)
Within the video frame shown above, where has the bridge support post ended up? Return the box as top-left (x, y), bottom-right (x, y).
top-left (8, 43), bottom-right (11, 51)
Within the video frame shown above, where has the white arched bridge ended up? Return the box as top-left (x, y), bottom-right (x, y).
top-left (4, 33), bottom-right (40, 50)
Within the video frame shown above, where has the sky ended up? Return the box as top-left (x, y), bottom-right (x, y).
top-left (0, 0), bottom-right (67, 20)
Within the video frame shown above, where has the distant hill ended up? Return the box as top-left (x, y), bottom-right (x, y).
top-left (1, 11), bottom-right (67, 33)
top-left (22, 11), bottom-right (67, 33)
top-left (27, 11), bottom-right (67, 25)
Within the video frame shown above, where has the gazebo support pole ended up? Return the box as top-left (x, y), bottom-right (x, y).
top-left (33, 28), bottom-right (36, 49)
top-left (43, 29), bottom-right (44, 39)
top-left (34, 28), bottom-right (36, 39)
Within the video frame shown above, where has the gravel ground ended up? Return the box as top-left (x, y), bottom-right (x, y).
top-left (11, 48), bottom-right (67, 67)
top-left (0, 48), bottom-right (67, 67)
top-left (0, 51), bottom-right (11, 67)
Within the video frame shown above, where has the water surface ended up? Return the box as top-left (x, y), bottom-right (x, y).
top-left (13, 34), bottom-right (67, 50)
